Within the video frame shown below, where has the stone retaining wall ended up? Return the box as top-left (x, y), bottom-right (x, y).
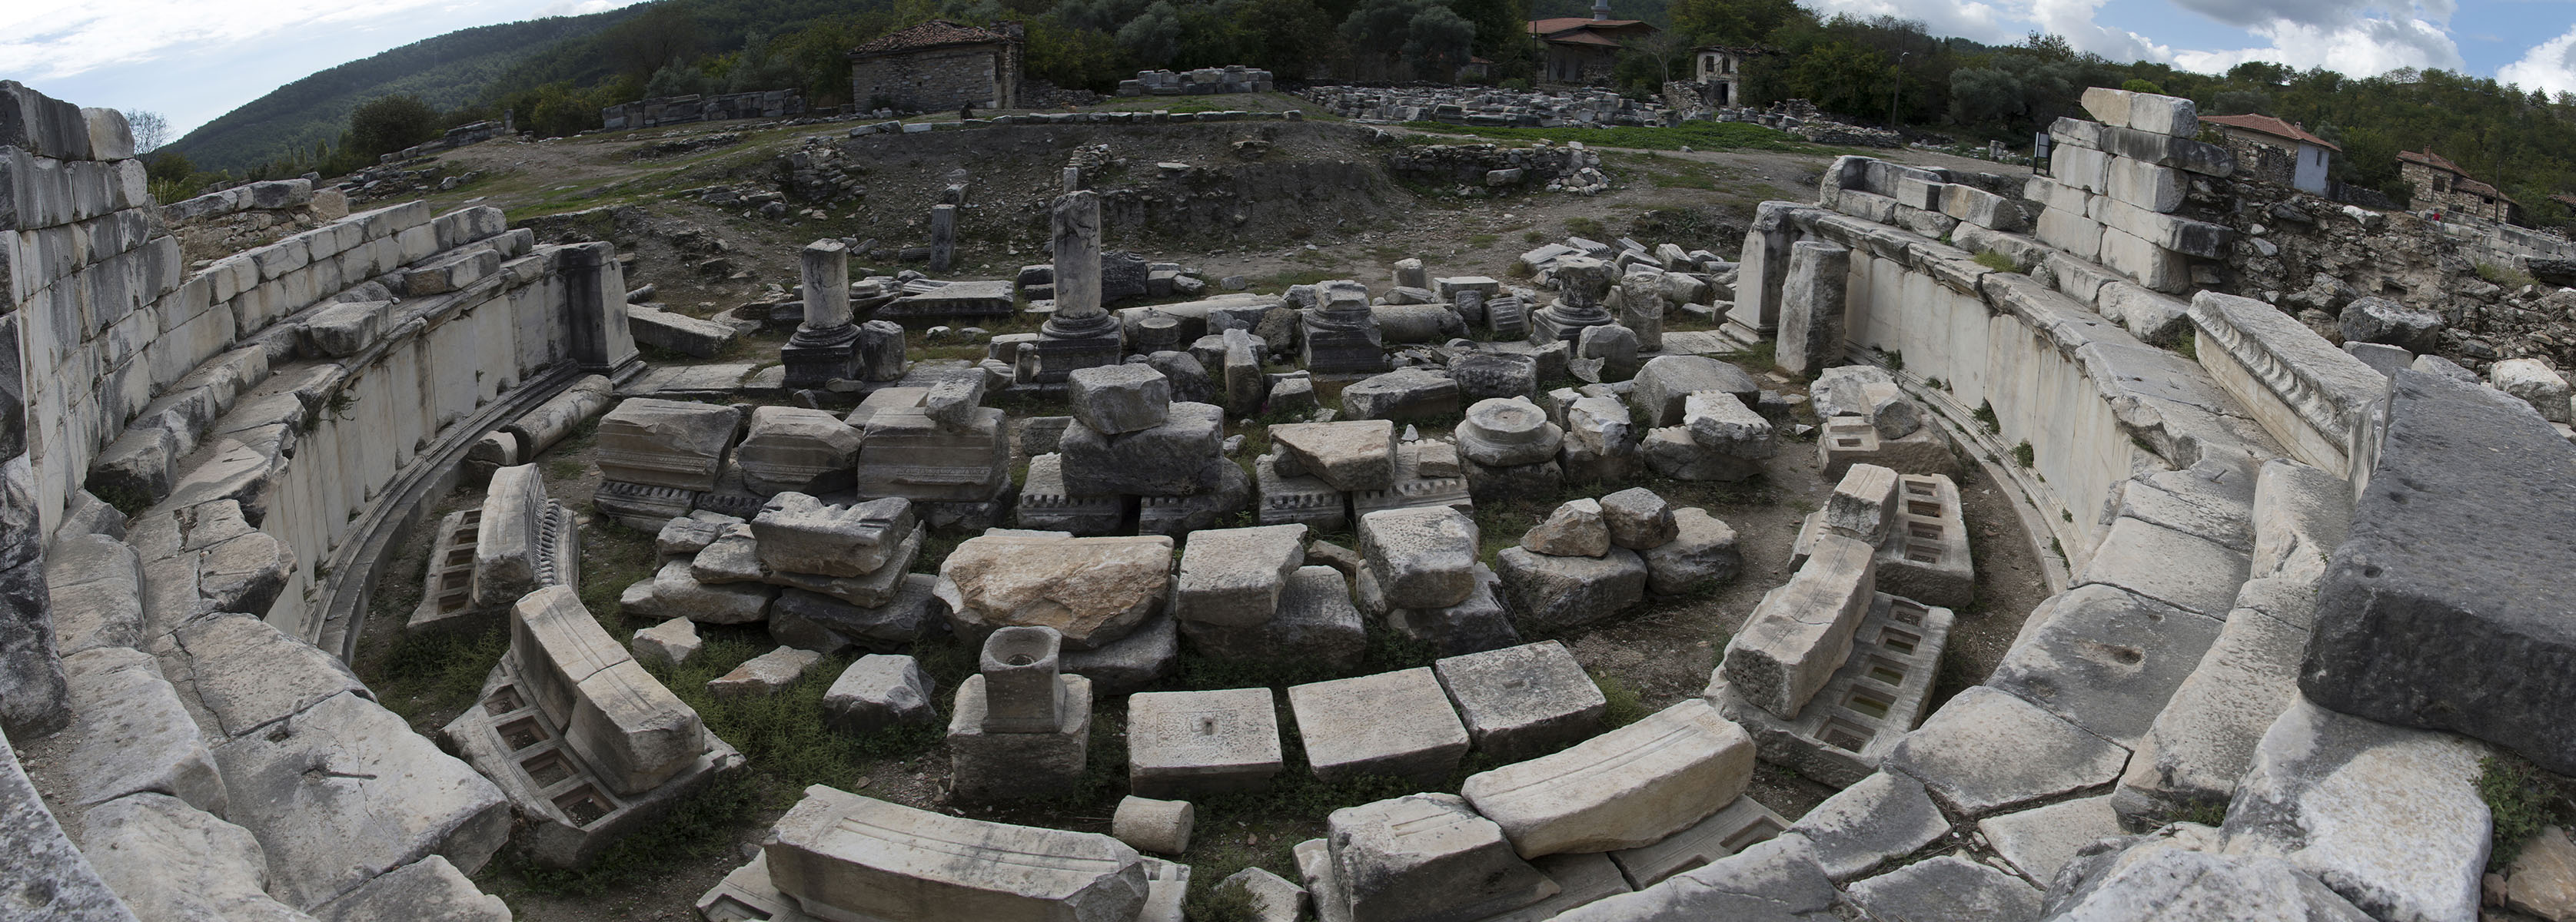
top-left (1, 79), bottom-right (637, 918)
top-left (1569, 88), bottom-right (2502, 922)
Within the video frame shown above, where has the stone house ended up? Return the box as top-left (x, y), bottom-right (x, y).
top-left (2200, 113), bottom-right (2335, 195)
top-left (1528, 2), bottom-right (1656, 84)
top-left (2399, 148), bottom-right (2521, 224)
top-left (847, 20), bottom-right (1023, 113)
top-left (1690, 46), bottom-right (1760, 108)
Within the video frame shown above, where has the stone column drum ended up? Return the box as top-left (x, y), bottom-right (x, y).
top-left (1022, 191), bottom-right (1123, 383)
top-left (783, 239), bottom-right (859, 387)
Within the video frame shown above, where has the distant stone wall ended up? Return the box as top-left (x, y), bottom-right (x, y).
top-left (849, 45), bottom-right (1011, 112)
top-left (600, 90), bottom-right (805, 131)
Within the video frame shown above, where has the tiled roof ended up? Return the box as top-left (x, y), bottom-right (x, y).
top-left (1528, 17), bottom-right (1650, 35)
top-left (851, 20), bottom-right (1012, 57)
top-left (1544, 31), bottom-right (1627, 48)
top-left (2201, 113), bottom-right (2340, 151)
top-left (2399, 148), bottom-right (2466, 175)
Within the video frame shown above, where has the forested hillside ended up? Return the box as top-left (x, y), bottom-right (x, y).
top-left (167, 8), bottom-right (648, 171)
top-left (166, 0), bottom-right (2576, 227)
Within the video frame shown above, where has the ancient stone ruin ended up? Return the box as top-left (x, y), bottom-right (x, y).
top-left (4, 75), bottom-right (2572, 922)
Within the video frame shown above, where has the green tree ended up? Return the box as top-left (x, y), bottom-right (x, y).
top-left (2121, 78), bottom-right (2163, 95)
top-left (347, 95), bottom-right (442, 158)
top-left (1779, 40), bottom-right (1886, 116)
top-left (1445, 0), bottom-right (1529, 58)
top-left (1235, 0), bottom-right (1335, 77)
top-left (1024, 18), bottom-right (1131, 91)
top-left (1117, 1), bottom-right (1186, 66)
top-left (1668, 0), bottom-right (1805, 47)
top-left (607, 2), bottom-right (699, 84)
top-left (1402, 4), bottom-right (1477, 78)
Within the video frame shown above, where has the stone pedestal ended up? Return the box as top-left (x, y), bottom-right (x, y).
top-left (948, 675), bottom-right (1094, 802)
top-left (1532, 256), bottom-right (1615, 344)
top-left (1300, 288), bottom-right (1388, 374)
top-left (785, 239), bottom-right (858, 387)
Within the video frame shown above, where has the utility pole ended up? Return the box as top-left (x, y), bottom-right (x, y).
top-left (1887, 51), bottom-right (1910, 133)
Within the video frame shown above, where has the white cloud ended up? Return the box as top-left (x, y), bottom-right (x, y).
top-left (2171, 12), bottom-right (2464, 76)
top-left (2500, 25), bottom-right (2576, 95)
top-left (0, 0), bottom-right (459, 81)
top-left (1807, 0), bottom-right (2025, 46)
top-left (2032, 0), bottom-right (2170, 61)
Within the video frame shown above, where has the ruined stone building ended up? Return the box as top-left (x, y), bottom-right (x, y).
top-left (846, 20), bottom-right (1023, 113)
top-left (2201, 113), bottom-right (2335, 194)
top-left (2400, 148), bottom-right (2521, 224)
top-left (1690, 46), bottom-right (1758, 108)
top-left (1528, 2), bottom-right (1654, 84)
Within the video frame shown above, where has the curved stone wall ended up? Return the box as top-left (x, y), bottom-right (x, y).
top-left (1, 79), bottom-right (633, 917)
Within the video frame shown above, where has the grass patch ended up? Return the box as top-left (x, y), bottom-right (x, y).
top-left (1594, 671), bottom-right (1648, 728)
top-left (1562, 216), bottom-right (1607, 240)
top-left (574, 519), bottom-right (660, 633)
top-left (1973, 400), bottom-right (2000, 433)
top-left (1268, 267), bottom-right (1338, 289)
top-left (1399, 120), bottom-right (1820, 154)
top-left (1715, 340), bottom-right (1777, 374)
top-left (2012, 440), bottom-right (2036, 469)
top-left (2477, 260), bottom-right (2538, 290)
top-left (1973, 249), bottom-right (2023, 273)
top-left (2481, 753), bottom-right (2567, 871)
top-left (373, 626), bottom-right (508, 725)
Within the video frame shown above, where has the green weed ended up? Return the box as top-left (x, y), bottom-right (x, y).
top-left (2481, 754), bottom-right (2565, 870)
top-left (1594, 672), bottom-right (1648, 728)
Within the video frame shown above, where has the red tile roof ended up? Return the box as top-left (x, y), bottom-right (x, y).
top-left (2201, 113), bottom-right (2340, 151)
top-left (851, 20), bottom-right (1013, 58)
top-left (2398, 148), bottom-right (2465, 174)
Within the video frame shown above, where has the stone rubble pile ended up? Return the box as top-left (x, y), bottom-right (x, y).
top-left (1309, 86), bottom-right (1667, 128)
top-left (600, 89), bottom-right (805, 131)
top-left (1387, 141), bottom-right (1610, 195)
top-left (1116, 67), bottom-right (1275, 96)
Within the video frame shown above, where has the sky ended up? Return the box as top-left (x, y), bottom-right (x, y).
top-left (2, 0), bottom-right (2574, 144)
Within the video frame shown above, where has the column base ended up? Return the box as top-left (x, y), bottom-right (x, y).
top-left (1015, 330), bottom-right (1123, 385)
top-left (781, 325), bottom-right (860, 390)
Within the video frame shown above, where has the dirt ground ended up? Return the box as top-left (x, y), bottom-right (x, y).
top-left (326, 99), bottom-right (2052, 919)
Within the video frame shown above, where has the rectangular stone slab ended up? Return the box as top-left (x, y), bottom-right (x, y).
top-left (763, 784), bottom-right (1149, 922)
top-left (1175, 525), bottom-right (1308, 628)
top-left (1288, 668), bottom-right (1469, 785)
top-left (1718, 534), bottom-right (1876, 718)
top-left (1126, 687), bottom-right (1284, 798)
top-left (2301, 369), bottom-right (2576, 774)
top-left (1461, 699), bottom-right (1755, 859)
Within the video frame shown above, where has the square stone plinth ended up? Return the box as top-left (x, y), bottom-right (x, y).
top-left (1127, 688), bottom-right (1284, 798)
top-left (1434, 641), bottom-right (1607, 762)
top-left (1288, 668), bottom-right (1468, 785)
top-left (947, 675), bottom-right (1094, 803)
